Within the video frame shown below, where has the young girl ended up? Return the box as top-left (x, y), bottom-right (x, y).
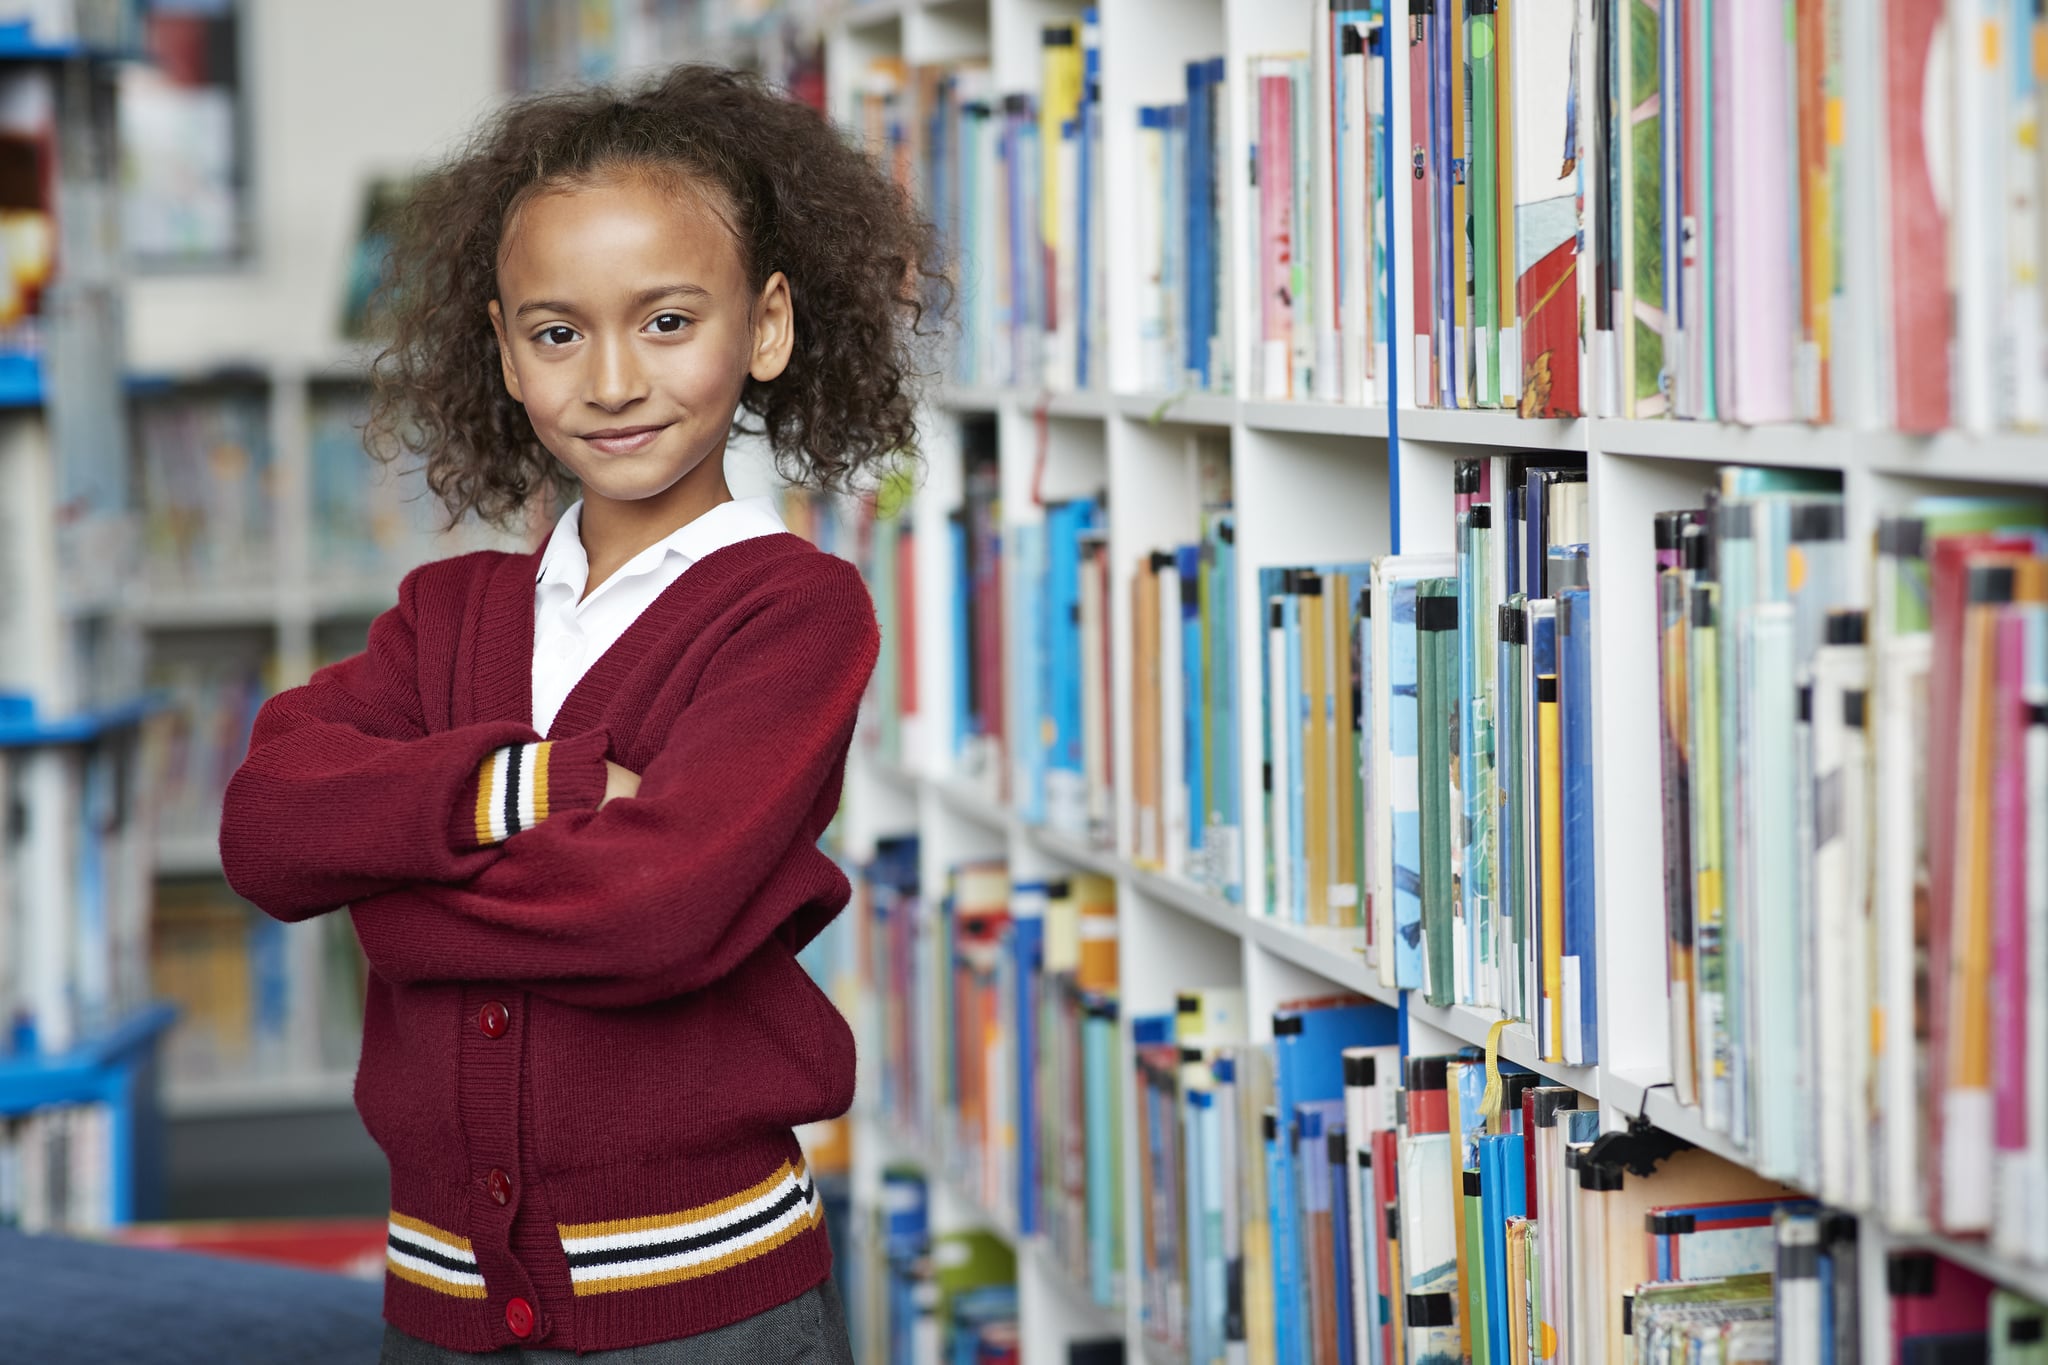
top-left (220, 66), bottom-right (938, 1362)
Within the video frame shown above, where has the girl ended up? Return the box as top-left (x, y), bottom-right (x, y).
top-left (220, 66), bottom-right (939, 1362)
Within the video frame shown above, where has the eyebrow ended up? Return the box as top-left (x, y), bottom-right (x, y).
top-left (513, 282), bottom-right (712, 320)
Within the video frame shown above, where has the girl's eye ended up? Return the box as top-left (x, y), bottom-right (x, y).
top-left (647, 313), bottom-right (690, 335)
top-left (535, 325), bottom-right (580, 347)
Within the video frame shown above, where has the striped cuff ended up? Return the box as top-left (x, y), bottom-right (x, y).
top-left (472, 742), bottom-right (556, 846)
top-left (453, 730), bottom-right (610, 852)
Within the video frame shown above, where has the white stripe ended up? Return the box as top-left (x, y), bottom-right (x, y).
top-left (566, 1189), bottom-right (818, 1284)
top-left (387, 1245), bottom-right (487, 1289)
top-left (517, 743), bottom-right (539, 832)
top-left (559, 1173), bottom-right (811, 1256)
top-left (488, 748), bottom-right (512, 843)
top-left (388, 1220), bottom-right (478, 1264)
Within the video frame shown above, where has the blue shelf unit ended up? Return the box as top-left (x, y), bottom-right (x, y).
top-left (0, 1004), bottom-right (177, 1224)
top-left (0, 692), bottom-right (166, 748)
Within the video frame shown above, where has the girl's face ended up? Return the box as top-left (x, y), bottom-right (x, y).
top-left (488, 174), bottom-right (792, 507)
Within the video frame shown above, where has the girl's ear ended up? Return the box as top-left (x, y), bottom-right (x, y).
top-left (487, 299), bottom-right (525, 403)
top-left (749, 271), bottom-right (794, 384)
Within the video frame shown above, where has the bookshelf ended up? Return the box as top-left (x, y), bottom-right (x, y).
top-left (793, 0), bottom-right (2048, 1358)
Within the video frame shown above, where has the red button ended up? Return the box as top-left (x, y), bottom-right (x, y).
top-left (477, 1001), bottom-right (509, 1038)
top-left (487, 1168), bottom-right (512, 1205)
top-left (505, 1296), bottom-right (534, 1339)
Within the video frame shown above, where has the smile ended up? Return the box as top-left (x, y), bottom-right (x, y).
top-left (580, 424), bottom-right (671, 455)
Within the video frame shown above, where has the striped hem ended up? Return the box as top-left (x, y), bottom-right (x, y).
top-left (387, 1211), bottom-right (488, 1300)
top-left (473, 742), bottom-right (553, 846)
top-left (557, 1160), bottom-right (824, 1296)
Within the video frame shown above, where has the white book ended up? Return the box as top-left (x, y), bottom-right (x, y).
top-left (1953, 0), bottom-right (2006, 432)
top-left (1809, 636), bottom-right (1870, 1211)
top-left (1340, 22), bottom-right (1370, 406)
top-left (1875, 632), bottom-right (1933, 1231)
top-left (1136, 117), bottom-right (1169, 392)
top-left (1312, 5), bottom-right (1342, 403)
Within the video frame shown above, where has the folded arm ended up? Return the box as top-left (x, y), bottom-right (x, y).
top-left (220, 563), bottom-right (609, 920)
top-left (346, 568), bottom-right (879, 1008)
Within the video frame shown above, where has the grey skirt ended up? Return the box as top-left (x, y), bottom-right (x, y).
top-left (377, 1277), bottom-right (854, 1364)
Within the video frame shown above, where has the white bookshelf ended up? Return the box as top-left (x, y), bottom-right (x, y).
top-left (805, 0), bottom-right (2048, 1356)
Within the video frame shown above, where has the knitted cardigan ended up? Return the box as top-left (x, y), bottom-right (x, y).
top-left (220, 532), bottom-right (877, 1353)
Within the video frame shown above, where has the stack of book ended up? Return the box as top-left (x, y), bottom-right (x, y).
top-left (1134, 53), bottom-right (1229, 396)
top-left (1010, 493), bottom-right (1110, 839)
top-left (857, 471), bottom-right (920, 771)
top-left (0, 709), bottom-right (158, 1056)
top-left (1261, 455), bottom-right (1597, 1064)
top-left (0, 1101), bottom-right (114, 1233)
top-left (1245, 6), bottom-right (1393, 405)
top-left (1130, 438), bottom-right (1241, 899)
top-left (144, 653), bottom-right (269, 853)
top-left (859, 12), bottom-right (1105, 394)
top-left (1409, 0), bottom-right (2048, 428)
top-left (853, 1164), bottom-right (1022, 1365)
top-left (1653, 479), bottom-right (2048, 1266)
top-left (862, 842), bottom-right (1124, 1310)
top-left (135, 387), bottom-right (274, 589)
top-left (309, 387), bottom-right (505, 578)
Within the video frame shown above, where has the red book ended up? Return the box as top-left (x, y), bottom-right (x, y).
top-left (1885, 0), bottom-right (1953, 432)
top-left (1409, 9), bottom-right (1437, 405)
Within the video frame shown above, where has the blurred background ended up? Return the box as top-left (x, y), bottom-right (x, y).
top-left (0, 0), bottom-right (853, 1310)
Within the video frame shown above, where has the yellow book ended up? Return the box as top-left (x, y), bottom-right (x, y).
top-left (1506, 1217), bottom-right (1530, 1365)
top-left (1446, 1058), bottom-right (1475, 1365)
top-left (1495, 0), bottom-right (1517, 402)
top-left (1134, 559), bottom-right (1161, 868)
top-left (1073, 871), bottom-right (1118, 992)
top-left (1330, 571), bottom-right (1359, 925)
top-left (1303, 576), bottom-right (1330, 925)
top-left (1238, 1045), bottom-right (1277, 1365)
top-left (1538, 672), bottom-right (1564, 1063)
top-left (1039, 22), bottom-right (1083, 250)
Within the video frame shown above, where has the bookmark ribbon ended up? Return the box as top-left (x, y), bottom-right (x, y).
top-left (1480, 1017), bottom-right (1510, 1132)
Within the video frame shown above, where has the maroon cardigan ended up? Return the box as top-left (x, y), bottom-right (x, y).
top-left (220, 532), bottom-right (877, 1353)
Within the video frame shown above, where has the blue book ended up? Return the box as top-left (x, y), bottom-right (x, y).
top-left (1185, 1086), bottom-right (1215, 1364)
top-left (1326, 1114), bottom-right (1356, 1365)
top-left (1082, 994), bottom-right (1119, 1303)
top-left (1505, 485), bottom-right (1526, 597)
top-left (1385, 562), bottom-right (1455, 989)
top-left (1477, 1134), bottom-right (1528, 1365)
top-left (1559, 585), bottom-right (1597, 1065)
top-left (1262, 1107), bottom-right (1300, 1365)
top-left (1179, 543), bottom-right (1205, 868)
top-left (1010, 883), bottom-right (1047, 1235)
top-left (1211, 516), bottom-right (1241, 900)
top-left (1271, 1001), bottom-right (1400, 1365)
top-left (1202, 57), bottom-right (1227, 386)
top-left (1185, 58), bottom-right (1211, 387)
top-left (1297, 1100), bottom-right (1346, 1365)
top-left (951, 512), bottom-right (972, 757)
top-left (1010, 521), bottom-right (1047, 822)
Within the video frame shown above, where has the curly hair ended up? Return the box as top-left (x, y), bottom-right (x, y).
top-left (365, 64), bottom-right (945, 527)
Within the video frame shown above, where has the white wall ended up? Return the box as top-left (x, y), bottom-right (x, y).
top-left (125, 0), bottom-right (502, 373)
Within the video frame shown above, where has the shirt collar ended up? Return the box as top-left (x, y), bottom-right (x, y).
top-left (535, 497), bottom-right (789, 602)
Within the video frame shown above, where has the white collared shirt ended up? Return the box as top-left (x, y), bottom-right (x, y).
top-left (530, 496), bottom-right (789, 735)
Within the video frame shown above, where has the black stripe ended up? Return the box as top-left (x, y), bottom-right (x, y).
top-left (388, 1233), bottom-right (478, 1277)
top-left (564, 1180), bottom-right (814, 1270)
top-left (503, 744), bottom-right (524, 838)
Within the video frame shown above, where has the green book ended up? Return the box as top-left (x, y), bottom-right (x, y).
top-left (1417, 577), bottom-right (1460, 1007)
top-left (1469, 0), bottom-right (1500, 406)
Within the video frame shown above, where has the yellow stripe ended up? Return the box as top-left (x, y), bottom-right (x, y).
top-left (557, 1164), bottom-right (794, 1241)
top-left (389, 1209), bottom-right (473, 1252)
top-left (533, 742), bottom-right (551, 823)
top-left (569, 1201), bottom-right (825, 1296)
top-left (474, 753), bottom-right (498, 846)
top-left (388, 1256), bottom-right (490, 1300)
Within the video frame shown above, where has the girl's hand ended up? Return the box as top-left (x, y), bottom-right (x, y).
top-left (602, 760), bottom-right (642, 807)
